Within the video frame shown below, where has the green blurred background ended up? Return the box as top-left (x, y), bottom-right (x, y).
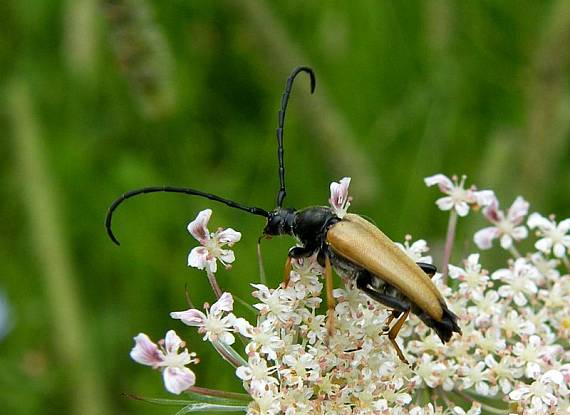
top-left (1, 1), bottom-right (569, 414)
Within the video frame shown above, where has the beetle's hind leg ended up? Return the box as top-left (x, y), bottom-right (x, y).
top-left (355, 272), bottom-right (412, 365)
top-left (382, 311), bottom-right (400, 333)
top-left (386, 309), bottom-right (411, 365)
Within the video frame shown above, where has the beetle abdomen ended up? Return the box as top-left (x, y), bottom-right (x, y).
top-left (414, 304), bottom-right (462, 343)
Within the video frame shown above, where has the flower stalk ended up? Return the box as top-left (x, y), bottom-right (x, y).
top-left (442, 208), bottom-right (457, 282)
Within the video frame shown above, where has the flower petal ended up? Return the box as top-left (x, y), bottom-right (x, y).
top-left (473, 190), bottom-right (495, 207)
top-left (170, 309), bottom-right (207, 326)
top-left (482, 196), bottom-right (500, 222)
top-left (210, 292), bottom-right (234, 315)
top-left (527, 213), bottom-right (552, 230)
top-left (435, 196), bottom-right (454, 211)
top-left (163, 366), bottom-right (196, 395)
top-left (188, 246), bottom-right (209, 269)
top-left (508, 197), bottom-right (529, 223)
top-left (130, 333), bottom-right (163, 367)
top-left (164, 330), bottom-right (184, 354)
top-left (553, 243), bottom-right (566, 258)
top-left (187, 209), bottom-right (212, 243)
top-left (474, 227), bottom-right (499, 249)
top-left (216, 228), bottom-right (241, 245)
top-left (500, 234), bottom-right (513, 250)
top-left (558, 218), bottom-right (570, 233)
top-left (424, 174), bottom-right (453, 192)
top-left (455, 201), bottom-right (470, 217)
top-left (535, 237), bottom-right (553, 253)
top-left (218, 249), bottom-right (236, 265)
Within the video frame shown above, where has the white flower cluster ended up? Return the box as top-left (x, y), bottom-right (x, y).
top-left (130, 174), bottom-right (570, 415)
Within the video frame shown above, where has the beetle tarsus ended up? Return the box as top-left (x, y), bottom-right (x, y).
top-left (386, 309), bottom-right (411, 365)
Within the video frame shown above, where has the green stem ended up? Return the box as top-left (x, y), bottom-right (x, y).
top-left (256, 239), bottom-right (267, 285)
top-left (207, 270), bottom-right (223, 299)
top-left (187, 386), bottom-right (251, 402)
top-left (508, 245), bottom-right (522, 259)
top-left (562, 255), bottom-right (570, 273)
top-left (453, 390), bottom-right (509, 415)
top-left (442, 209), bottom-right (458, 283)
top-left (212, 341), bottom-right (247, 368)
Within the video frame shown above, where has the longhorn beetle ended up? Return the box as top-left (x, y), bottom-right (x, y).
top-left (105, 66), bottom-right (461, 365)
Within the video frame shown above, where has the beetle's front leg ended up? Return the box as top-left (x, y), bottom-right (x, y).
top-left (282, 246), bottom-right (314, 288)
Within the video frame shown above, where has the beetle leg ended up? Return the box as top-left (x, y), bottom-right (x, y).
top-left (355, 273), bottom-right (409, 313)
top-left (382, 311), bottom-right (399, 333)
top-left (387, 309), bottom-right (411, 365)
top-left (325, 255), bottom-right (336, 336)
top-left (417, 262), bottom-right (437, 278)
top-left (282, 256), bottom-right (292, 288)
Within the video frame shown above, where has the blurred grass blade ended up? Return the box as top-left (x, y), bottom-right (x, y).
top-left (520, 0), bottom-right (570, 206)
top-left (100, 0), bottom-right (176, 119)
top-left (63, 0), bottom-right (99, 80)
top-left (7, 80), bottom-right (109, 415)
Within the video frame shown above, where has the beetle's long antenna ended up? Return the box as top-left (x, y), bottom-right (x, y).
top-left (276, 66), bottom-right (316, 208)
top-left (105, 186), bottom-right (270, 245)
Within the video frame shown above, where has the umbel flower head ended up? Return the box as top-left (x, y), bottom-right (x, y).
top-left (129, 175), bottom-right (569, 415)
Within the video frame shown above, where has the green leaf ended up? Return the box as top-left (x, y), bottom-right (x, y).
top-left (174, 403), bottom-right (249, 414)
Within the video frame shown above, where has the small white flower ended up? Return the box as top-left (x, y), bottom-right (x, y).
top-left (528, 212), bottom-right (570, 258)
top-left (130, 330), bottom-right (198, 395)
top-left (236, 355), bottom-right (278, 392)
top-left (474, 195), bottom-right (529, 250)
top-left (251, 284), bottom-right (300, 324)
top-left (448, 253), bottom-right (488, 296)
top-left (170, 292), bottom-right (238, 345)
top-left (484, 354), bottom-right (522, 394)
top-left (395, 235), bottom-right (433, 263)
top-left (187, 209), bottom-right (241, 273)
top-left (509, 371), bottom-right (563, 412)
top-left (459, 361), bottom-right (492, 396)
top-left (242, 319), bottom-right (284, 360)
top-left (529, 252), bottom-right (560, 284)
top-left (500, 310), bottom-right (536, 338)
top-left (468, 290), bottom-right (502, 327)
top-left (281, 347), bottom-right (320, 387)
top-left (412, 354), bottom-right (442, 388)
top-left (248, 385), bottom-right (281, 415)
top-left (424, 173), bottom-right (494, 217)
top-left (512, 335), bottom-right (545, 379)
top-left (329, 177), bottom-right (352, 218)
top-left (492, 258), bottom-right (538, 307)
top-left (289, 255), bottom-right (324, 294)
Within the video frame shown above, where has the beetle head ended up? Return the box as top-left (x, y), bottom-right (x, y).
top-left (264, 208), bottom-right (297, 236)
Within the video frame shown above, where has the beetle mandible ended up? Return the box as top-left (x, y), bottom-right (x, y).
top-left (105, 66), bottom-right (461, 365)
